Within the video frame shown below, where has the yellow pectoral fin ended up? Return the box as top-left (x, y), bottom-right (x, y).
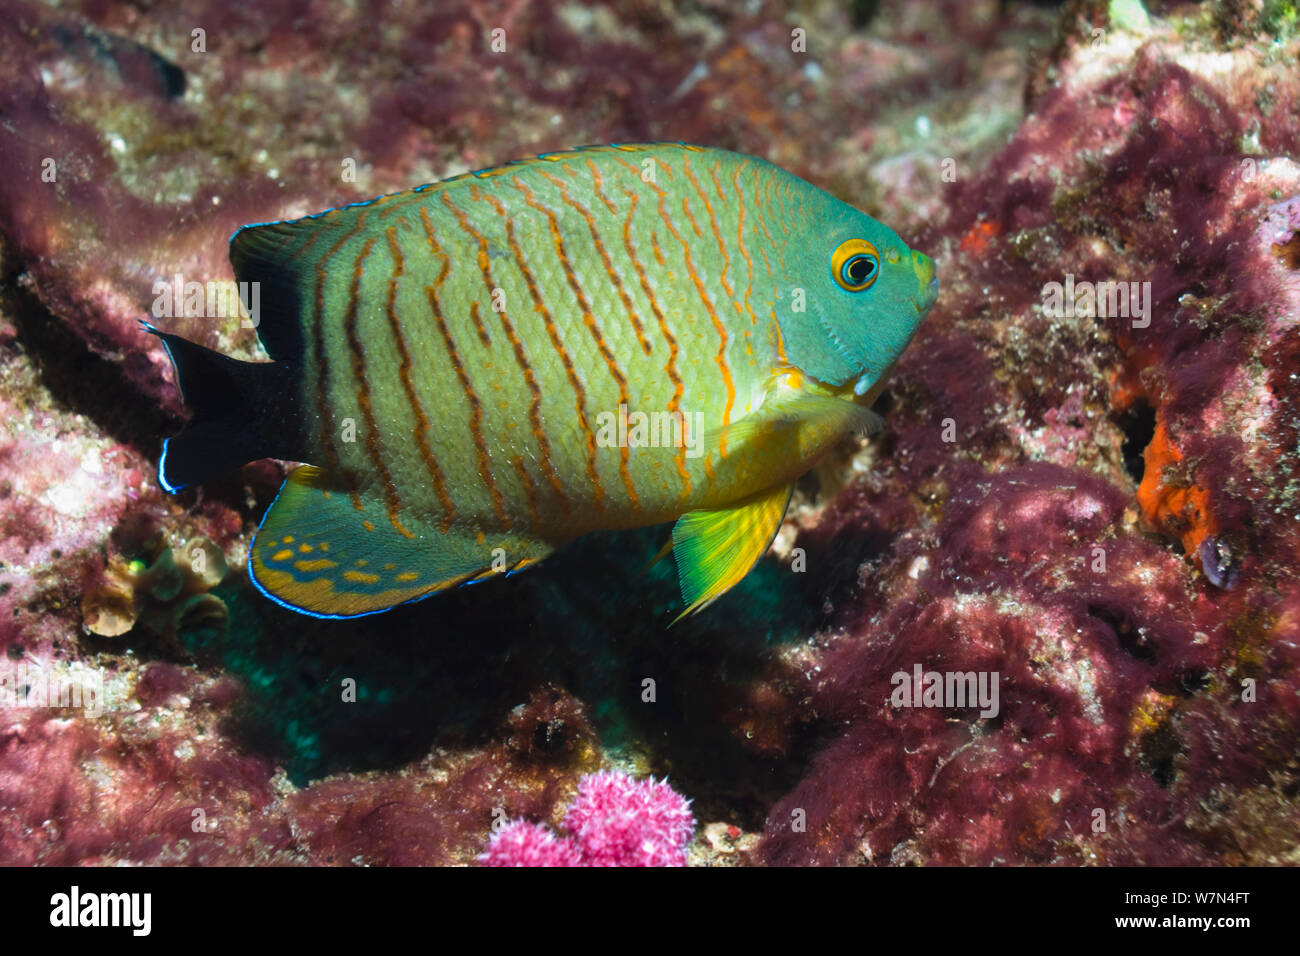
top-left (669, 481), bottom-right (794, 624)
top-left (703, 388), bottom-right (884, 454)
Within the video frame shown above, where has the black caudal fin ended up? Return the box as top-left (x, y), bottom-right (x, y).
top-left (144, 321), bottom-right (307, 493)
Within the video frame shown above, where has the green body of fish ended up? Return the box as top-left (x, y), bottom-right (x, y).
top-left (152, 143), bottom-right (938, 619)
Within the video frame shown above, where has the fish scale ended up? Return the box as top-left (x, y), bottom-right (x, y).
top-left (150, 142), bottom-right (938, 619)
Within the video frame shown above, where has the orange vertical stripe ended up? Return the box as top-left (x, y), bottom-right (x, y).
top-left (558, 169), bottom-right (653, 356)
top-left (514, 177), bottom-right (639, 509)
top-left (344, 235), bottom-right (416, 538)
top-left (385, 224), bottom-right (457, 532)
top-left (313, 214), bottom-right (370, 513)
top-left (618, 187), bottom-right (691, 493)
top-left (641, 168), bottom-right (737, 454)
top-left (451, 189), bottom-right (574, 512)
top-left (424, 279), bottom-right (510, 530)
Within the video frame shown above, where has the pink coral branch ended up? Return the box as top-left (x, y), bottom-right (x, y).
top-left (480, 771), bottom-right (695, 867)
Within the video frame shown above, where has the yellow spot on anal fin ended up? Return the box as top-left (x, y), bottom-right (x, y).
top-left (344, 570), bottom-right (380, 584)
top-left (295, 559), bottom-right (339, 572)
top-left (670, 482), bottom-right (793, 624)
top-left (273, 549), bottom-right (294, 561)
top-left (396, 572), bottom-right (419, 583)
top-left (299, 543), bottom-right (313, 553)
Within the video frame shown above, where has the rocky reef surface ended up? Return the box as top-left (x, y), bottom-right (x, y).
top-left (1, 0), bottom-right (1297, 865)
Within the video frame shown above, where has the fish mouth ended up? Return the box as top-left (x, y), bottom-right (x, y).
top-left (912, 250), bottom-right (938, 312)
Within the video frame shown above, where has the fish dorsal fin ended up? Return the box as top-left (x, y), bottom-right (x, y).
top-left (669, 482), bottom-right (794, 624)
top-left (250, 466), bottom-right (554, 619)
top-left (225, 143), bottom-right (717, 364)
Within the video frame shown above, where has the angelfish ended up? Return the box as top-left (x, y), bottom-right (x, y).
top-left (148, 143), bottom-right (938, 620)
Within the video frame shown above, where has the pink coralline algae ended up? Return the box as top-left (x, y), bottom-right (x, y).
top-left (481, 772), bottom-right (695, 867)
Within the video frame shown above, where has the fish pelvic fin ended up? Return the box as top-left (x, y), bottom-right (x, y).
top-left (669, 481), bottom-right (794, 625)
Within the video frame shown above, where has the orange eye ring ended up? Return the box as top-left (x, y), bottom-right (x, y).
top-left (831, 238), bottom-right (880, 292)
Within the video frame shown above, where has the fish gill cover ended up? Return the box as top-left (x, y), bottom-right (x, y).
top-left (0, 0), bottom-right (1297, 877)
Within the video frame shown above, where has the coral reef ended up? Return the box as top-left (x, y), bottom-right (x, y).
top-left (758, 2), bottom-right (1300, 864)
top-left (0, 0), bottom-right (1297, 867)
top-left (482, 771), bottom-right (696, 867)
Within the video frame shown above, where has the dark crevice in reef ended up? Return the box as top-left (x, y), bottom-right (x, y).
top-left (1117, 397), bottom-right (1156, 486)
top-left (48, 23), bottom-right (187, 100)
top-left (795, 468), bottom-right (821, 502)
top-left (849, 0), bottom-right (881, 29)
top-left (1140, 725), bottom-right (1184, 790)
top-left (0, 266), bottom-right (180, 466)
top-left (1177, 667), bottom-right (1211, 695)
top-left (1089, 602), bottom-right (1157, 664)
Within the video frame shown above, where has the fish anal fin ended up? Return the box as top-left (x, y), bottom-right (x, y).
top-left (670, 482), bottom-right (794, 624)
top-left (250, 466), bottom-right (553, 619)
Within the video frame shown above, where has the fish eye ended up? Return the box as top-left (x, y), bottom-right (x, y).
top-left (831, 239), bottom-right (880, 292)
top-left (844, 255), bottom-right (876, 286)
